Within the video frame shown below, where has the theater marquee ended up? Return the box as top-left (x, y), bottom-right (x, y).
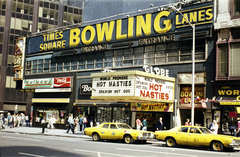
top-left (91, 70), bottom-right (175, 103)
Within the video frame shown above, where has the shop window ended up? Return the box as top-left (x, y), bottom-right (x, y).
top-left (113, 50), bottom-right (123, 67)
top-left (232, 29), bottom-right (240, 39)
top-left (231, 0), bottom-right (240, 19)
top-left (95, 52), bottom-right (103, 68)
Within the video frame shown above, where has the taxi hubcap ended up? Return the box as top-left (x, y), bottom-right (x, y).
top-left (93, 134), bottom-right (98, 140)
top-left (213, 143), bottom-right (220, 150)
top-left (125, 136), bottom-right (130, 143)
top-left (167, 139), bottom-right (173, 146)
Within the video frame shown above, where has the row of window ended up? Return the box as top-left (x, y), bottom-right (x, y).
top-left (25, 40), bottom-right (206, 74)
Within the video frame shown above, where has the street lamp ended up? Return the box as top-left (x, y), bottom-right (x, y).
top-left (167, 6), bottom-right (195, 126)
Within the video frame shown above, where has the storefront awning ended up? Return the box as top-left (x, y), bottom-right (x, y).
top-left (219, 102), bottom-right (240, 105)
top-left (74, 100), bottom-right (129, 107)
top-left (32, 98), bottom-right (70, 103)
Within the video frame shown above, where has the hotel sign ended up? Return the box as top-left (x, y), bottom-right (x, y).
top-left (26, 2), bottom-right (213, 54)
top-left (91, 70), bottom-right (175, 103)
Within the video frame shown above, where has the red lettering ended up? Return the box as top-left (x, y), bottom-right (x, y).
top-left (140, 90), bottom-right (145, 97)
top-left (151, 91), bottom-right (155, 98)
top-left (165, 93), bottom-right (169, 100)
top-left (149, 83), bottom-right (154, 90)
top-left (146, 91), bottom-right (150, 98)
top-left (161, 93), bottom-right (164, 99)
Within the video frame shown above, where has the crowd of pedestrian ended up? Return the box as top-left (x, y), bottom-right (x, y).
top-left (0, 112), bottom-right (31, 130)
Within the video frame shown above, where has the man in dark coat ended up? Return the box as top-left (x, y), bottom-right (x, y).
top-left (156, 117), bottom-right (166, 131)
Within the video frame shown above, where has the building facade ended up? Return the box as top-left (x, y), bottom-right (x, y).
top-left (214, 0), bottom-right (240, 134)
top-left (19, 0), bottom-right (214, 130)
top-left (0, 0), bottom-right (82, 116)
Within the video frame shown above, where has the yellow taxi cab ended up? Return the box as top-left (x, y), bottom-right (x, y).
top-left (154, 126), bottom-right (240, 151)
top-left (84, 122), bottom-right (154, 144)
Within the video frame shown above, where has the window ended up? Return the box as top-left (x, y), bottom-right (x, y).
top-left (178, 127), bottom-right (188, 132)
top-left (218, 45), bottom-right (227, 76)
top-left (102, 124), bottom-right (109, 129)
top-left (231, 0), bottom-right (240, 19)
top-left (189, 128), bottom-right (200, 134)
top-left (230, 43), bottom-right (240, 76)
top-left (110, 124), bottom-right (117, 129)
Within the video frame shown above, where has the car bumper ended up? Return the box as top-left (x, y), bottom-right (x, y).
top-left (136, 136), bottom-right (153, 140)
top-left (229, 143), bottom-right (240, 148)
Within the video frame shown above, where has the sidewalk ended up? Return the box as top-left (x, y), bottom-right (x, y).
top-left (0, 125), bottom-right (91, 139)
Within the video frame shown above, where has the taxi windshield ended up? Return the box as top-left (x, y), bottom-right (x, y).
top-left (117, 124), bottom-right (132, 129)
top-left (199, 127), bottom-right (212, 134)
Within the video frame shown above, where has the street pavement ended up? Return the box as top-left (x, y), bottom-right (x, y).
top-left (0, 125), bottom-right (91, 139)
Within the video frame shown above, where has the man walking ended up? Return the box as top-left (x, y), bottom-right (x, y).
top-left (66, 114), bottom-right (75, 134)
top-left (142, 117), bottom-right (148, 131)
top-left (79, 116), bottom-right (83, 132)
top-left (156, 117), bottom-right (166, 131)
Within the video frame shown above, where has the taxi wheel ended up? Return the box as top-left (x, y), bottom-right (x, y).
top-left (166, 137), bottom-right (176, 147)
top-left (92, 133), bottom-right (101, 141)
top-left (124, 135), bottom-right (133, 144)
top-left (211, 141), bottom-right (223, 151)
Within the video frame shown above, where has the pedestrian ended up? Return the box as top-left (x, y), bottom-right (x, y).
top-left (17, 114), bottom-right (21, 127)
top-left (25, 115), bottom-right (29, 127)
top-left (89, 116), bottom-right (93, 128)
top-left (135, 116), bottom-right (142, 130)
top-left (210, 120), bottom-right (218, 135)
top-left (185, 118), bottom-right (191, 126)
top-left (66, 114), bottom-right (75, 134)
top-left (74, 116), bottom-right (79, 133)
top-left (20, 113), bottom-right (25, 127)
top-left (156, 117), bottom-right (166, 131)
top-left (237, 117), bottom-right (240, 137)
top-left (142, 117), bottom-right (148, 131)
top-left (83, 116), bottom-right (88, 131)
top-left (2, 114), bottom-right (5, 126)
top-left (10, 115), bottom-right (14, 128)
top-left (79, 116), bottom-right (83, 132)
top-left (7, 113), bottom-right (11, 127)
top-left (48, 116), bottom-right (55, 132)
top-left (28, 114), bottom-right (31, 127)
top-left (41, 117), bottom-right (47, 133)
top-left (229, 122), bottom-right (237, 137)
top-left (0, 114), bottom-right (5, 130)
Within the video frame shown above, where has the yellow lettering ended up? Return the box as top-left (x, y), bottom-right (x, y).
top-left (198, 10), bottom-right (205, 21)
top-left (49, 33), bottom-right (55, 41)
top-left (43, 34), bottom-right (47, 42)
top-left (55, 32), bottom-right (59, 40)
top-left (116, 19), bottom-right (127, 40)
top-left (39, 44), bottom-right (43, 51)
top-left (48, 43), bottom-right (52, 50)
top-left (237, 95), bottom-right (240, 101)
top-left (96, 21), bottom-right (115, 42)
top-left (136, 13), bottom-right (151, 37)
top-left (234, 90), bottom-right (240, 95)
top-left (154, 11), bottom-right (171, 34)
top-left (218, 90), bottom-right (225, 95)
top-left (43, 43), bottom-right (47, 51)
top-left (226, 90), bottom-right (232, 95)
top-left (81, 25), bottom-right (95, 45)
top-left (69, 28), bottom-right (80, 47)
top-left (62, 40), bottom-right (66, 48)
top-left (206, 9), bottom-right (213, 20)
top-left (57, 41), bottom-right (61, 49)
top-left (128, 17), bottom-right (134, 38)
top-left (52, 42), bottom-right (56, 49)
top-left (175, 14), bottom-right (181, 25)
top-left (181, 13), bottom-right (189, 24)
top-left (189, 11), bottom-right (197, 23)
top-left (59, 31), bottom-right (63, 39)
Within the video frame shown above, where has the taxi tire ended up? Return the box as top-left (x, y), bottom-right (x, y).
top-left (92, 133), bottom-right (101, 141)
top-left (210, 141), bottom-right (223, 151)
top-left (166, 137), bottom-right (176, 147)
top-left (124, 135), bottom-right (133, 144)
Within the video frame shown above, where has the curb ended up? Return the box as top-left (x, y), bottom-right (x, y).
top-left (0, 130), bottom-right (91, 139)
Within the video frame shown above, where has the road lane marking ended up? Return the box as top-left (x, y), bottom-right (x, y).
top-left (150, 146), bottom-right (236, 155)
top-left (116, 148), bottom-right (197, 157)
top-left (19, 152), bottom-right (45, 157)
top-left (2, 136), bottom-right (42, 142)
top-left (74, 149), bottom-right (136, 157)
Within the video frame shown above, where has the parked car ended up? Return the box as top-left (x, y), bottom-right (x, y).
top-left (154, 126), bottom-right (240, 151)
top-left (84, 122), bottom-right (154, 144)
